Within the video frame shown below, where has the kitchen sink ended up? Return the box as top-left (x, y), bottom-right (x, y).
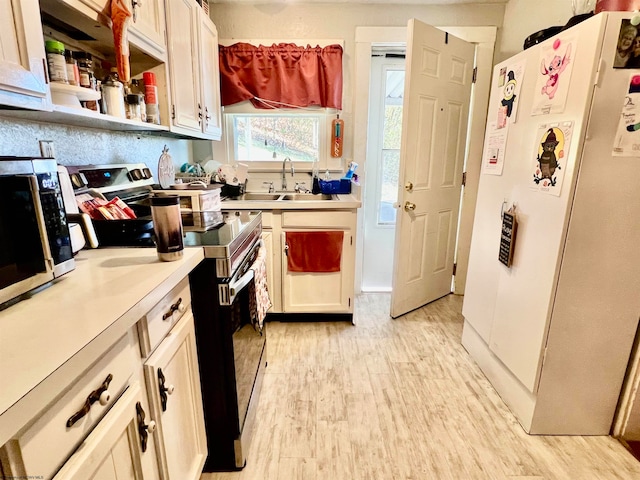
top-left (279, 193), bottom-right (333, 201)
top-left (228, 193), bottom-right (282, 201)
top-left (225, 192), bottom-right (334, 201)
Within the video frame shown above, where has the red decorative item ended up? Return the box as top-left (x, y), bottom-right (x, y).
top-left (331, 114), bottom-right (344, 158)
top-left (596, 0), bottom-right (640, 12)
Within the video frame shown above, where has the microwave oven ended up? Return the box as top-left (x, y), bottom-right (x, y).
top-left (0, 157), bottom-right (74, 309)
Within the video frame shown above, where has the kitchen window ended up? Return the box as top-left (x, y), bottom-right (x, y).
top-left (223, 106), bottom-right (335, 169)
top-left (218, 42), bottom-right (343, 170)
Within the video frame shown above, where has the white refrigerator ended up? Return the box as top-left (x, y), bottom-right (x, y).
top-left (462, 11), bottom-right (640, 435)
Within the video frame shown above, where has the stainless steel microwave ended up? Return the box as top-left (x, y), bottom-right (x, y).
top-left (0, 157), bottom-right (74, 308)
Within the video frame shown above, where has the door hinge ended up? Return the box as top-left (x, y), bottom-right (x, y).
top-left (171, 105), bottom-right (175, 120)
top-left (462, 171), bottom-right (467, 187)
top-left (472, 66), bottom-right (478, 84)
top-left (452, 263), bottom-right (457, 275)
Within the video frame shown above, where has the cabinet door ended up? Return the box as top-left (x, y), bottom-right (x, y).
top-left (165, 0), bottom-right (201, 133)
top-left (199, 13), bottom-right (222, 140)
top-left (53, 383), bottom-right (159, 480)
top-left (0, 0), bottom-right (50, 110)
top-left (144, 311), bottom-right (206, 480)
top-left (128, 0), bottom-right (166, 59)
top-left (281, 230), bottom-right (354, 313)
top-left (261, 231), bottom-right (275, 307)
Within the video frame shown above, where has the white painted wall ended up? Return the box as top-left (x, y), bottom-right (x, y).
top-left (498, 0), bottom-right (577, 61)
top-left (209, 2), bottom-right (506, 171)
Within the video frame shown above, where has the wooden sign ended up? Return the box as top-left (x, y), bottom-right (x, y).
top-left (499, 210), bottom-right (518, 267)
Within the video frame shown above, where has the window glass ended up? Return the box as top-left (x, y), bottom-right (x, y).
top-left (377, 69), bottom-right (404, 225)
top-left (231, 114), bottom-right (320, 163)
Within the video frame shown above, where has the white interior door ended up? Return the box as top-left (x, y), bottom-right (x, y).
top-left (390, 19), bottom-right (474, 318)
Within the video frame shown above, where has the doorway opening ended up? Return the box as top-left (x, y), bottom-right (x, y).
top-left (361, 52), bottom-right (405, 292)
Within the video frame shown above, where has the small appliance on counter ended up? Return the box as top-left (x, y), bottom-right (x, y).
top-left (0, 157), bottom-right (75, 309)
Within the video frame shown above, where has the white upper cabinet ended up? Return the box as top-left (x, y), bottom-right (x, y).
top-left (165, 0), bottom-right (202, 134)
top-left (128, 0), bottom-right (167, 60)
top-left (199, 14), bottom-right (222, 140)
top-left (0, 0), bottom-right (51, 110)
top-left (164, 0), bottom-right (222, 140)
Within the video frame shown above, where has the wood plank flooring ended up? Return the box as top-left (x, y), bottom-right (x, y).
top-left (200, 294), bottom-right (640, 479)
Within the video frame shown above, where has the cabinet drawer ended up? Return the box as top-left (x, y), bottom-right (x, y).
top-left (282, 210), bottom-right (354, 228)
top-left (2, 333), bottom-right (136, 479)
top-left (261, 211), bottom-right (274, 228)
top-left (137, 277), bottom-right (191, 357)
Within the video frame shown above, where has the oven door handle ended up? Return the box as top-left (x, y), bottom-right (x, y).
top-left (220, 269), bottom-right (255, 306)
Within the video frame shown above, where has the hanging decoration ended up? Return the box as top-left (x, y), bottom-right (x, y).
top-left (331, 114), bottom-right (344, 158)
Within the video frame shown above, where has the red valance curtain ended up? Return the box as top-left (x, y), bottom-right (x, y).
top-left (218, 43), bottom-right (343, 109)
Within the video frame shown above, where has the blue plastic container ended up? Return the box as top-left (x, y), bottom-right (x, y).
top-left (319, 178), bottom-right (351, 194)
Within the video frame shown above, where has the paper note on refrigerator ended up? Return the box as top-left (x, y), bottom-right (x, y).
top-left (495, 60), bottom-right (526, 128)
top-left (482, 124), bottom-right (508, 175)
top-left (531, 121), bottom-right (574, 196)
top-left (531, 36), bottom-right (577, 116)
top-left (613, 74), bottom-right (640, 156)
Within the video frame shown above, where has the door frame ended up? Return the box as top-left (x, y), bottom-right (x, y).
top-left (353, 25), bottom-right (497, 296)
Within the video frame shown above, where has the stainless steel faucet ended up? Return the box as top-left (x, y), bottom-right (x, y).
top-left (281, 156), bottom-right (294, 191)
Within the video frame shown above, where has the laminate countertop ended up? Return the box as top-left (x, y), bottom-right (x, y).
top-left (0, 247), bottom-right (204, 445)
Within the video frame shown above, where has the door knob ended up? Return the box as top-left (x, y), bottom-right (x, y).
top-left (404, 181), bottom-right (414, 192)
top-left (404, 201), bottom-right (416, 212)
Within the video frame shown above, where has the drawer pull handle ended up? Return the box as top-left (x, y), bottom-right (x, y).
top-left (162, 297), bottom-right (184, 321)
top-left (136, 402), bottom-right (156, 453)
top-left (158, 368), bottom-right (175, 412)
top-left (66, 374), bottom-right (113, 428)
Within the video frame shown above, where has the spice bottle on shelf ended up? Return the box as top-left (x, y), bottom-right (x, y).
top-left (129, 79), bottom-right (147, 122)
top-left (101, 67), bottom-right (126, 118)
top-left (126, 94), bottom-right (142, 121)
top-left (64, 50), bottom-right (80, 86)
top-left (45, 40), bottom-right (68, 84)
top-left (143, 71), bottom-right (160, 125)
top-left (74, 51), bottom-right (98, 111)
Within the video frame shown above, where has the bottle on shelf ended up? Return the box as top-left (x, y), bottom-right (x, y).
top-left (64, 50), bottom-right (80, 86)
top-left (142, 71), bottom-right (160, 125)
top-left (45, 40), bottom-right (68, 84)
top-left (102, 67), bottom-right (126, 118)
top-left (74, 51), bottom-right (98, 111)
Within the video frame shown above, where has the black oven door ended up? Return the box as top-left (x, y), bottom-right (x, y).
top-left (190, 239), bottom-right (267, 471)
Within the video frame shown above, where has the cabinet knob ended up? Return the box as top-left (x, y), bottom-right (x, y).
top-left (162, 297), bottom-right (184, 321)
top-left (146, 420), bottom-right (156, 435)
top-left (98, 390), bottom-right (111, 406)
top-left (136, 402), bottom-right (154, 453)
top-left (158, 368), bottom-right (175, 411)
top-left (66, 374), bottom-right (113, 428)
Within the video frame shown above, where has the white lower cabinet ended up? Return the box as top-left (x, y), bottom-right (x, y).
top-left (0, 273), bottom-right (206, 480)
top-left (143, 312), bottom-right (207, 480)
top-left (52, 382), bottom-right (160, 480)
top-left (280, 211), bottom-right (356, 313)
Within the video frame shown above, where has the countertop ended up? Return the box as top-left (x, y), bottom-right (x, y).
top-left (0, 247), bottom-right (204, 444)
top-left (221, 193), bottom-right (362, 210)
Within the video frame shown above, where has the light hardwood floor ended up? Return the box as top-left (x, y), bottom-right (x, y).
top-left (201, 294), bottom-right (640, 480)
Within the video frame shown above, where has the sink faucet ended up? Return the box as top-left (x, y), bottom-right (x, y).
top-left (281, 157), bottom-right (294, 191)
